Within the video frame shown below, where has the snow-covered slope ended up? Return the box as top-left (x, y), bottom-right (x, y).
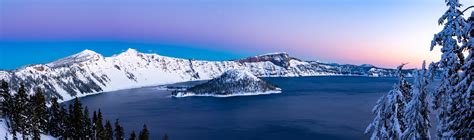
top-left (0, 118), bottom-right (57, 140)
top-left (172, 69), bottom-right (281, 97)
top-left (0, 48), bottom-right (409, 101)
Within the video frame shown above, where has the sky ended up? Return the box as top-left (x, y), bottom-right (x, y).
top-left (1, 0), bottom-right (473, 70)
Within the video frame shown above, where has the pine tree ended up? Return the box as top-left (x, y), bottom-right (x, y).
top-left (430, 0), bottom-right (473, 138)
top-left (129, 131), bottom-right (137, 140)
top-left (365, 93), bottom-right (389, 139)
top-left (402, 62), bottom-right (431, 140)
top-left (114, 119), bottom-right (125, 140)
top-left (30, 88), bottom-right (48, 140)
top-left (366, 64), bottom-right (410, 139)
top-left (0, 80), bottom-right (14, 138)
top-left (95, 109), bottom-right (104, 139)
top-left (72, 97), bottom-right (84, 138)
top-left (139, 124), bottom-right (149, 140)
top-left (48, 97), bottom-right (62, 137)
top-left (454, 10), bottom-right (474, 138)
top-left (64, 104), bottom-right (74, 138)
top-left (92, 110), bottom-right (98, 139)
top-left (0, 80), bottom-right (12, 118)
top-left (59, 105), bottom-right (68, 138)
top-left (162, 134), bottom-right (169, 140)
top-left (83, 107), bottom-right (94, 139)
top-left (104, 120), bottom-right (114, 140)
top-left (13, 84), bottom-right (31, 139)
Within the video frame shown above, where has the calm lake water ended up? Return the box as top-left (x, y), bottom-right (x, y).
top-left (68, 76), bottom-right (401, 140)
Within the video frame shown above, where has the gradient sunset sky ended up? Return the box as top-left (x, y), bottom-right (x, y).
top-left (1, 0), bottom-right (473, 70)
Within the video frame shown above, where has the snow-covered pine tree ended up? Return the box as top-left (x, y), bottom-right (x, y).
top-left (365, 93), bottom-right (389, 139)
top-left (430, 0), bottom-right (472, 138)
top-left (402, 61), bottom-right (431, 140)
top-left (0, 80), bottom-right (13, 120)
top-left (396, 64), bottom-right (413, 103)
top-left (366, 64), bottom-right (410, 139)
top-left (453, 10), bottom-right (474, 138)
top-left (385, 86), bottom-right (406, 139)
top-left (13, 84), bottom-right (32, 139)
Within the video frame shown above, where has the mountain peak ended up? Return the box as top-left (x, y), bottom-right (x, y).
top-left (47, 49), bottom-right (103, 67)
top-left (120, 48), bottom-right (139, 56)
top-left (76, 49), bottom-right (100, 57)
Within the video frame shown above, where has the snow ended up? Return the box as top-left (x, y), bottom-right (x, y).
top-left (289, 59), bottom-right (308, 66)
top-left (0, 118), bottom-right (57, 140)
top-left (221, 69), bottom-right (260, 82)
top-left (46, 49), bottom-right (103, 68)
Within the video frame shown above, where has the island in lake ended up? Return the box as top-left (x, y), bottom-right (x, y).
top-left (172, 69), bottom-right (282, 97)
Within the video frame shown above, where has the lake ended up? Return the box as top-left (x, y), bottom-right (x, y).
top-left (68, 76), bottom-right (401, 140)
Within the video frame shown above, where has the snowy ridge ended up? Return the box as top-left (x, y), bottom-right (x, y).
top-left (0, 48), bottom-right (410, 102)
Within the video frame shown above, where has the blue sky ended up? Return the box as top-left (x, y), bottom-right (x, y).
top-left (0, 41), bottom-right (245, 70)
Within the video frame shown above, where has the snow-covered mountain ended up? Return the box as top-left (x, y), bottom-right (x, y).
top-left (172, 69), bottom-right (281, 97)
top-left (0, 48), bottom-right (410, 101)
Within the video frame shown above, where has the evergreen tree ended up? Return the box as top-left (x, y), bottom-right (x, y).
top-left (92, 110), bottom-right (98, 139)
top-left (30, 88), bottom-right (48, 139)
top-left (430, 0), bottom-right (473, 138)
top-left (58, 105), bottom-right (68, 138)
top-left (162, 134), bottom-right (169, 140)
top-left (48, 97), bottom-right (62, 137)
top-left (455, 10), bottom-right (474, 138)
top-left (114, 119), bottom-right (125, 140)
top-left (366, 64), bottom-right (410, 139)
top-left (139, 124), bottom-right (149, 140)
top-left (402, 62), bottom-right (431, 140)
top-left (83, 107), bottom-right (94, 139)
top-left (95, 109), bottom-right (104, 139)
top-left (64, 104), bottom-right (74, 138)
top-left (129, 131), bottom-right (137, 140)
top-left (0, 80), bottom-right (14, 137)
top-left (13, 84), bottom-right (31, 139)
top-left (365, 93), bottom-right (389, 139)
top-left (104, 120), bottom-right (114, 140)
top-left (72, 97), bottom-right (84, 138)
top-left (0, 80), bottom-right (12, 118)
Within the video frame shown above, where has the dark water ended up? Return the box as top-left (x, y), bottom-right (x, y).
top-left (70, 76), bottom-right (400, 140)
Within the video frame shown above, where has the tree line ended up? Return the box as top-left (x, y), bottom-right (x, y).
top-left (366, 0), bottom-right (473, 139)
top-left (0, 80), bottom-right (168, 140)
top-left (365, 63), bottom-right (432, 139)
